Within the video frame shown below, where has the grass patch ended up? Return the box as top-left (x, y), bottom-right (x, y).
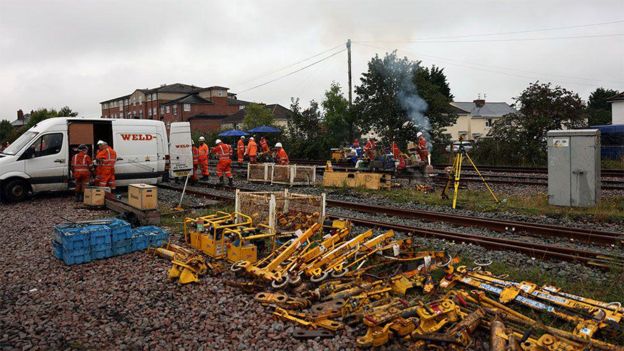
top-left (353, 187), bottom-right (624, 223)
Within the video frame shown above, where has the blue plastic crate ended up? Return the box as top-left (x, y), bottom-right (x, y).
top-left (52, 240), bottom-right (63, 260)
top-left (91, 248), bottom-right (113, 260)
top-left (112, 244), bottom-right (132, 256)
top-left (112, 239), bottom-right (133, 249)
top-left (131, 235), bottom-right (149, 251)
top-left (54, 224), bottom-right (90, 250)
top-left (87, 225), bottom-right (112, 246)
top-left (90, 242), bottom-right (111, 251)
top-left (63, 252), bottom-right (92, 265)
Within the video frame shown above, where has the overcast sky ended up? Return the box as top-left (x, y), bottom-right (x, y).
top-left (1, 0), bottom-right (623, 121)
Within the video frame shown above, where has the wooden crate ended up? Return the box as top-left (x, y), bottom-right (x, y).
top-left (83, 186), bottom-right (106, 206)
top-left (247, 163), bottom-right (273, 183)
top-left (128, 184), bottom-right (158, 210)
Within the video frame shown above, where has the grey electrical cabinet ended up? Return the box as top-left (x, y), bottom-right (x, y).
top-left (547, 129), bottom-right (601, 207)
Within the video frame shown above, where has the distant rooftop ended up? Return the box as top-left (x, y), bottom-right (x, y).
top-left (450, 100), bottom-right (516, 118)
top-left (101, 83), bottom-right (234, 104)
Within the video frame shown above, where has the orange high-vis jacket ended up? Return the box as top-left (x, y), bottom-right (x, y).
top-left (96, 146), bottom-right (116, 170)
top-left (276, 148), bottom-right (289, 165)
top-left (212, 143), bottom-right (232, 160)
top-left (198, 144), bottom-right (209, 161)
top-left (247, 140), bottom-right (258, 156)
top-left (192, 146), bottom-right (199, 165)
top-left (72, 151), bottom-right (92, 176)
top-left (237, 139), bottom-right (245, 155)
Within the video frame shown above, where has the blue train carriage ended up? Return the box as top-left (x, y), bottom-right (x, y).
top-left (591, 124), bottom-right (624, 160)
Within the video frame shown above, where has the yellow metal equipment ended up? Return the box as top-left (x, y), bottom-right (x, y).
top-left (184, 211), bottom-right (275, 263)
top-left (231, 223), bottom-right (322, 287)
top-left (150, 243), bottom-right (210, 284)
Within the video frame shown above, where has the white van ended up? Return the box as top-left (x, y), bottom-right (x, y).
top-left (0, 117), bottom-right (192, 202)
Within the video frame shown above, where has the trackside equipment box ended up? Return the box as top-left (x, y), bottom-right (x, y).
top-left (84, 186), bottom-right (106, 206)
top-left (128, 184), bottom-right (158, 210)
top-left (547, 129), bottom-right (601, 207)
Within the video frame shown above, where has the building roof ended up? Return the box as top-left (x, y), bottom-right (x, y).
top-left (450, 101), bottom-right (516, 118)
top-left (228, 98), bottom-right (251, 106)
top-left (10, 113), bottom-right (30, 127)
top-left (187, 113), bottom-right (229, 120)
top-left (221, 104), bottom-right (292, 124)
top-left (162, 94), bottom-right (213, 106)
top-left (607, 92), bottom-right (624, 102)
top-left (146, 83), bottom-right (202, 94)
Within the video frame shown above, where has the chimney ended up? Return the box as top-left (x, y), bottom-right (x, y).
top-left (473, 98), bottom-right (485, 108)
top-left (17, 109), bottom-right (24, 121)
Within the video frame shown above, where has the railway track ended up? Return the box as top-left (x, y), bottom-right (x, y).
top-left (157, 182), bottom-right (624, 268)
top-left (212, 161), bottom-right (624, 190)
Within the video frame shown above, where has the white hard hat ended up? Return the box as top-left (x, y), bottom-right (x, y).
top-left (199, 136), bottom-right (206, 142)
top-left (249, 137), bottom-right (254, 140)
top-left (275, 142), bottom-right (282, 148)
top-left (241, 136), bottom-right (245, 139)
top-left (97, 140), bottom-right (107, 145)
top-left (417, 132), bottom-right (423, 138)
top-left (215, 139), bottom-right (222, 145)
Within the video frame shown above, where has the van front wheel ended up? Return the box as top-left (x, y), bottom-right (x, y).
top-left (3, 179), bottom-right (30, 202)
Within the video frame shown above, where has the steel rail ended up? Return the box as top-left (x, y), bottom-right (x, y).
top-left (326, 199), bottom-right (624, 246)
top-left (157, 183), bottom-right (624, 268)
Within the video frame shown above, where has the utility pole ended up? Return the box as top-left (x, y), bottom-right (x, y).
top-left (347, 39), bottom-right (352, 106)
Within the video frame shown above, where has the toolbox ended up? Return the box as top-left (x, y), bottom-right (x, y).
top-left (128, 184), bottom-right (158, 210)
top-left (83, 186), bottom-right (106, 206)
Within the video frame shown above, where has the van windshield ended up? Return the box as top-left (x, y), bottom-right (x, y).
top-left (1, 131), bottom-right (38, 155)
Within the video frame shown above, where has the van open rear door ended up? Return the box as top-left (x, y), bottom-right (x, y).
top-left (169, 122), bottom-right (193, 178)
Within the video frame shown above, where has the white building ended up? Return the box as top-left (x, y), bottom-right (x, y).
top-left (445, 99), bottom-right (516, 141)
top-left (608, 92), bottom-right (624, 125)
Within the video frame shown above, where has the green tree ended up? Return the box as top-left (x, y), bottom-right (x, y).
top-left (0, 120), bottom-right (13, 142)
top-left (587, 87), bottom-right (619, 125)
top-left (285, 98), bottom-right (327, 159)
top-left (58, 106), bottom-right (79, 117)
top-left (321, 82), bottom-right (353, 146)
top-left (242, 103), bottom-right (275, 130)
top-left (353, 52), bottom-right (456, 150)
top-left (478, 82), bottom-right (587, 166)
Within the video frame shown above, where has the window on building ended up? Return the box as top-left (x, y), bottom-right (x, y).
top-left (183, 103), bottom-right (191, 112)
top-left (173, 105), bottom-right (178, 115)
top-left (148, 108), bottom-right (152, 116)
top-left (486, 118), bottom-right (493, 127)
top-left (165, 106), bottom-right (170, 113)
top-left (160, 106), bottom-right (165, 114)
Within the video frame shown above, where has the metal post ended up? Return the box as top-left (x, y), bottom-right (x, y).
top-left (347, 39), bottom-right (352, 106)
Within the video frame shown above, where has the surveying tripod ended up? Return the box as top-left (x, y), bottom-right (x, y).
top-left (441, 138), bottom-right (499, 209)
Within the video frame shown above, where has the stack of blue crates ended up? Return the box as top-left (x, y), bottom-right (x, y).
top-left (52, 219), bottom-right (169, 265)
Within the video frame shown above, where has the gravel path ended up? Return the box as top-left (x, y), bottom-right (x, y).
top-left (0, 195), bottom-right (356, 351)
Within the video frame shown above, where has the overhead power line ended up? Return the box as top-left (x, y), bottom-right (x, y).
top-left (234, 44), bottom-right (344, 87)
top-left (237, 48), bottom-right (347, 93)
top-left (356, 42), bottom-right (624, 88)
top-left (354, 32), bottom-right (624, 44)
top-left (355, 19), bottom-right (624, 42)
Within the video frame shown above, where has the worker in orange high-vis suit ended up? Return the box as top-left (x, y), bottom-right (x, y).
top-left (212, 139), bottom-right (233, 186)
top-left (274, 142), bottom-right (289, 165)
top-left (259, 136), bottom-right (270, 161)
top-left (71, 144), bottom-right (92, 202)
top-left (364, 138), bottom-right (377, 160)
top-left (191, 140), bottom-right (200, 182)
top-left (198, 136), bottom-right (210, 181)
top-left (246, 137), bottom-right (258, 164)
top-left (416, 132), bottom-right (429, 162)
top-left (391, 141), bottom-right (406, 170)
top-left (95, 140), bottom-right (117, 190)
top-left (237, 136), bottom-right (246, 165)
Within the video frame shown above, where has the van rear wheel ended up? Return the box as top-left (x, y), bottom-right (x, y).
top-left (3, 179), bottom-right (29, 202)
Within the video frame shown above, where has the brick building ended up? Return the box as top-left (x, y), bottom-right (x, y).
top-left (100, 83), bottom-right (248, 133)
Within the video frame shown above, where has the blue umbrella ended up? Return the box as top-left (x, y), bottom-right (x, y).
top-left (248, 125), bottom-right (281, 133)
top-left (218, 129), bottom-right (249, 137)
